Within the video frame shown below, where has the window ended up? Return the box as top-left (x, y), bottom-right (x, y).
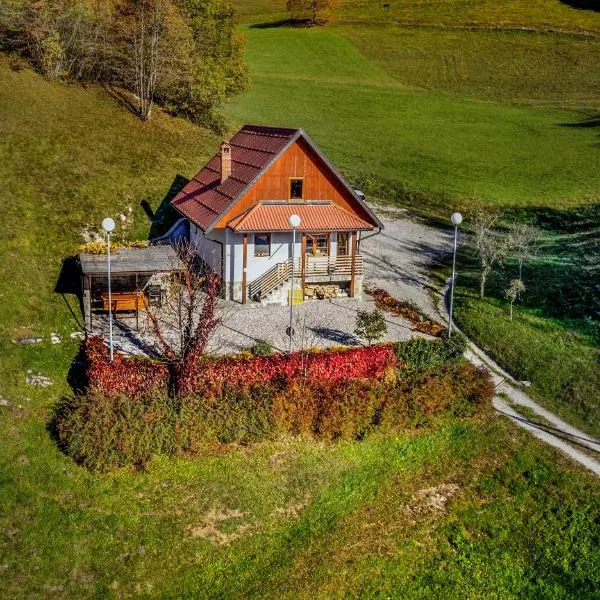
top-left (254, 233), bottom-right (271, 257)
top-left (337, 233), bottom-right (349, 256)
top-left (307, 233), bottom-right (330, 256)
top-left (290, 178), bottom-right (303, 200)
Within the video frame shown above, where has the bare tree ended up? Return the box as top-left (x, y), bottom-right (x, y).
top-left (127, 0), bottom-right (168, 121)
top-left (505, 279), bottom-right (526, 321)
top-left (507, 223), bottom-right (541, 282)
top-left (471, 208), bottom-right (507, 299)
top-left (146, 240), bottom-right (222, 393)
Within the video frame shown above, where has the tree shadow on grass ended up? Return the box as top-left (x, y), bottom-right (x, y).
top-left (559, 0), bottom-right (600, 11)
top-left (461, 204), bottom-right (600, 326)
top-left (250, 18), bottom-right (313, 29)
top-left (147, 174), bottom-right (189, 239)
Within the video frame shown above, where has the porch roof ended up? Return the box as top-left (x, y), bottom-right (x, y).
top-left (79, 246), bottom-right (183, 275)
top-left (227, 201), bottom-right (374, 233)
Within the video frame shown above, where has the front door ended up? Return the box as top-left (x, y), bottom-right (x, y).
top-left (337, 233), bottom-right (349, 256)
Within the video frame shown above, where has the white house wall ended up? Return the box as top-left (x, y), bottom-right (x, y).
top-left (222, 230), bottom-right (361, 302)
top-left (189, 224), bottom-right (224, 276)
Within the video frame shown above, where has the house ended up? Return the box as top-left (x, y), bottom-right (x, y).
top-left (171, 125), bottom-right (383, 304)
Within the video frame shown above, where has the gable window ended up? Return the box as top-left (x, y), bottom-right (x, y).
top-left (290, 178), bottom-right (303, 200)
top-left (254, 233), bottom-right (271, 257)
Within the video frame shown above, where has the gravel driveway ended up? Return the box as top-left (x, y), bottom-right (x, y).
top-left (102, 205), bottom-right (453, 356)
top-left (208, 205), bottom-right (453, 354)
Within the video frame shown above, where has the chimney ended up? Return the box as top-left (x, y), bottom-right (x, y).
top-left (220, 141), bottom-right (232, 183)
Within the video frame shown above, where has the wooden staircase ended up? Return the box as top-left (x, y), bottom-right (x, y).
top-left (248, 256), bottom-right (300, 301)
top-left (247, 255), bottom-right (364, 303)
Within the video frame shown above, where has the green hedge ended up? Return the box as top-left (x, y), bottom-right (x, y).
top-left (53, 359), bottom-right (492, 473)
top-left (394, 335), bottom-right (466, 373)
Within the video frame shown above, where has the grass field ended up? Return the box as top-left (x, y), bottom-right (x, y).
top-left (228, 24), bottom-right (600, 211)
top-left (233, 0), bottom-right (600, 32)
top-left (2, 0), bottom-right (600, 595)
top-left (341, 25), bottom-right (600, 108)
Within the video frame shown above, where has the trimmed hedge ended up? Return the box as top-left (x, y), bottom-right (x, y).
top-left (54, 361), bottom-right (493, 472)
top-left (86, 337), bottom-right (169, 399)
top-left (394, 336), bottom-right (466, 373)
top-left (84, 337), bottom-right (398, 399)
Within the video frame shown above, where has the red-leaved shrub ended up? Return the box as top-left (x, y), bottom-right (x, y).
top-left (187, 344), bottom-right (398, 397)
top-left (85, 337), bottom-right (169, 399)
top-left (367, 288), bottom-right (446, 338)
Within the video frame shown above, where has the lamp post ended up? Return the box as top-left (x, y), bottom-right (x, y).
top-left (102, 217), bottom-right (116, 361)
top-left (448, 212), bottom-right (462, 339)
top-left (288, 214), bottom-right (301, 353)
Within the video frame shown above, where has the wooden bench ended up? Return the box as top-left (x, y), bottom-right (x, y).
top-left (102, 291), bottom-right (148, 312)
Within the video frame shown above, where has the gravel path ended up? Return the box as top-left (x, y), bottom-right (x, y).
top-left (361, 205), bottom-right (453, 318)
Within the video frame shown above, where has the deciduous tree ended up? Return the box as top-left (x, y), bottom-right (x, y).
top-left (471, 207), bottom-right (507, 299)
top-left (286, 0), bottom-right (339, 25)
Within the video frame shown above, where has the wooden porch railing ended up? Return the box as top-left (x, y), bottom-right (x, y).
top-left (248, 255), bottom-right (363, 301)
top-left (248, 256), bottom-right (299, 301)
top-left (304, 254), bottom-right (363, 277)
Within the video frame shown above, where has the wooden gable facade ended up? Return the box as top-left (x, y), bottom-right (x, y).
top-left (213, 137), bottom-right (373, 230)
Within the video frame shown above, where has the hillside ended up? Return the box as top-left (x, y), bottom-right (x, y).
top-left (1, 17), bottom-right (600, 599)
top-left (227, 24), bottom-right (600, 211)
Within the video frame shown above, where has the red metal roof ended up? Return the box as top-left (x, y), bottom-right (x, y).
top-left (227, 202), bottom-right (373, 233)
top-left (171, 125), bottom-right (298, 230)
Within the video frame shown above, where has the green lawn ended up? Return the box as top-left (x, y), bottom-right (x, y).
top-left (232, 0), bottom-right (600, 32)
top-left (227, 25), bottom-right (600, 210)
top-left (341, 25), bottom-right (600, 109)
top-left (2, 2), bottom-right (600, 595)
top-left (433, 208), bottom-right (600, 437)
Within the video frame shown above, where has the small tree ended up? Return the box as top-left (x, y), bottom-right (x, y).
top-left (354, 309), bottom-right (387, 346)
top-left (505, 279), bottom-right (526, 321)
top-left (507, 222), bottom-right (540, 283)
top-left (471, 207), bottom-right (508, 299)
top-left (146, 240), bottom-right (222, 395)
top-left (286, 0), bottom-right (339, 25)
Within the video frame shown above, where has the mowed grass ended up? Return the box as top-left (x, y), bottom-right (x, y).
top-left (228, 25), bottom-right (600, 210)
top-left (342, 25), bottom-right (600, 108)
top-left (233, 0), bottom-right (600, 31)
top-left (333, 0), bottom-right (600, 32)
top-left (3, 403), bottom-right (600, 598)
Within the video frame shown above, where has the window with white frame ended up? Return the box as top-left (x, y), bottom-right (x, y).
top-left (254, 233), bottom-right (271, 257)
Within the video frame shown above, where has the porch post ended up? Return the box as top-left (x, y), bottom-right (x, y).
top-left (350, 231), bottom-right (357, 298)
top-left (242, 233), bottom-right (248, 304)
top-left (301, 233), bottom-right (306, 294)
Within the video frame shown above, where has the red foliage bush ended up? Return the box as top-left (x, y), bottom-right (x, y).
top-left (186, 344), bottom-right (398, 397)
top-left (84, 337), bottom-right (397, 400)
top-left (367, 288), bottom-right (446, 338)
top-left (85, 337), bottom-right (169, 399)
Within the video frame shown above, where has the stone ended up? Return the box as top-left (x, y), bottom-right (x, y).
top-left (520, 381), bottom-right (532, 388)
top-left (50, 333), bottom-right (61, 344)
top-left (25, 374), bottom-right (52, 387)
top-left (70, 331), bottom-right (85, 341)
top-left (14, 337), bottom-right (42, 345)
top-left (0, 398), bottom-right (11, 408)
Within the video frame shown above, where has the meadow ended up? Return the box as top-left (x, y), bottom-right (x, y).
top-left (228, 25), bottom-right (600, 210)
top-left (225, 0), bottom-right (600, 436)
top-left (1, 0), bottom-right (600, 595)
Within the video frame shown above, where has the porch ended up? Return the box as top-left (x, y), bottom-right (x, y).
top-left (247, 253), bottom-right (364, 303)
